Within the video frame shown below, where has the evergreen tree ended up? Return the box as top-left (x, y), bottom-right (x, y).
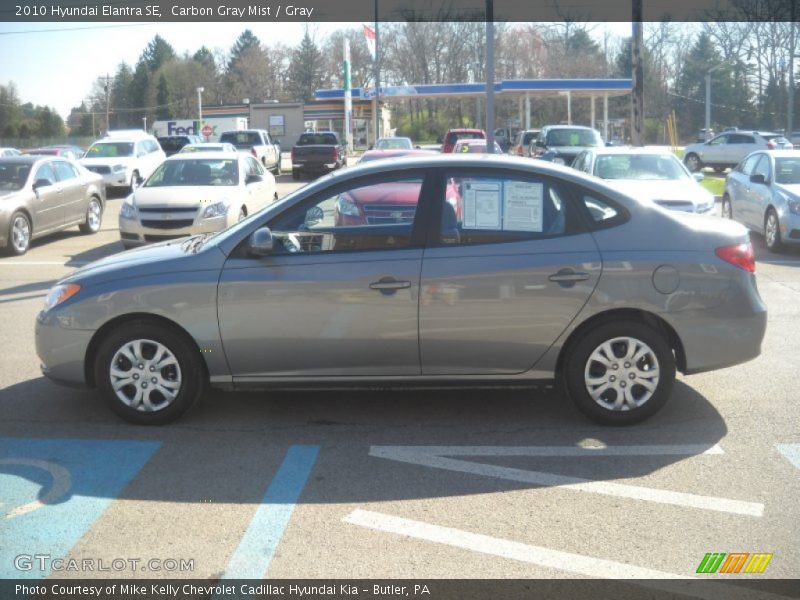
top-left (155, 74), bottom-right (173, 119)
top-left (141, 35), bottom-right (176, 72)
top-left (228, 30), bottom-right (262, 70)
top-left (111, 62), bottom-right (135, 128)
top-left (286, 30), bottom-right (324, 103)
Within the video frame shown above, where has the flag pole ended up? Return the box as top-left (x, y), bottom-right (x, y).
top-left (374, 0), bottom-right (381, 144)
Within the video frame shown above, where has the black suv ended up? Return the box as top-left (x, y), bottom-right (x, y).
top-left (531, 125), bottom-right (604, 166)
top-left (157, 135), bottom-right (204, 157)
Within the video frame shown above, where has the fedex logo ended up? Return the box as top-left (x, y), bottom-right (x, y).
top-left (166, 121), bottom-right (217, 137)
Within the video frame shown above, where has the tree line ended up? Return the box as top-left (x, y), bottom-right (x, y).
top-left (2, 12), bottom-right (799, 145)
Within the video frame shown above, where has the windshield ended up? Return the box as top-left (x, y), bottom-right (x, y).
top-left (376, 138), bottom-right (412, 150)
top-left (85, 142), bottom-right (134, 158)
top-left (144, 159), bottom-right (239, 187)
top-left (220, 132), bottom-right (261, 146)
top-left (775, 158), bottom-right (800, 184)
top-left (297, 133), bottom-right (338, 145)
top-left (0, 162), bottom-right (31, 191)
top-left (595, 154), bottom-right (688, 180)
top-left (546, 129), bottom-right (603, 147)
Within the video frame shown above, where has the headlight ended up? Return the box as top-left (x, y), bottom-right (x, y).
top-left (119, 201), bottom-right (136, 219)
top-left (202, 200), bottom-right (229, 218)
top-left (43, 284), bottom-right (81, 312)
top-left (788, 198), bottom-right (800, 215)
top-left (335, 196), bottom-right (360, 217)
top-left (112, 164), bottom-right (126, 172)
top-left (552, 157), bottom-right (566, 165)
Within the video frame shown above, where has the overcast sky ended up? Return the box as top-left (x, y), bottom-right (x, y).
top-left (0, 21), bottom-right (635, 119)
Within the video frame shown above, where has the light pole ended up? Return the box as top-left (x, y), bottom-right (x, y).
top-left (705, 65), bottom-right (723, 141)
top-left (196, 86), bottom-right (205, 127)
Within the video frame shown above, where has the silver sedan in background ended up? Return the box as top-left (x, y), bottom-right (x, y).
top-left (0, 155), bottom-right (105, 255)
top-left (722, 150), bottom-right (800, 252)
top-left (36, 155), bottom-right (766, 426)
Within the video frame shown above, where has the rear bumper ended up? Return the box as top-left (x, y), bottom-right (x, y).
top-left (669, 273), bottom-right (767, 375)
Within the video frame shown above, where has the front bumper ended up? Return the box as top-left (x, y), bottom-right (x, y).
top-left (84, 168), bottom-right (130, 188)
top-left (778, 208), bottom-right (800, 245)
top-left (119, 210), bottom-right (231, 246)
top-left (35, 310), bottom-right (94, 387)
top-left (292, 161), bottom-right (337, 172)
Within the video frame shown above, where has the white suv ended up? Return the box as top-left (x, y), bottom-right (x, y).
top-left (80, 130), bottom-right (166, 189)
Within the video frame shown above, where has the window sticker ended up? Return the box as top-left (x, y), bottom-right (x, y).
top-left (503, 181), bottom-right (544, 232)
top-left (463, 182), bottom-right (502, 229)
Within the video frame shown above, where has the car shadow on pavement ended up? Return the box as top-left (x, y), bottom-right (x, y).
top-left (0, 376), bottom-right (730, 507)
top-left (65, 240), bottom-right (125, 266)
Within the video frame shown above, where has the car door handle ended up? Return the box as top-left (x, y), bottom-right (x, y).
top-left (548, 270), bottom-right (590, 283)
top-left (369, 278), bottom-right (411, 290)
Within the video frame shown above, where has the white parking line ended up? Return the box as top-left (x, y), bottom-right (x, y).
top-left (344, 510), bottom-right (791, 600)
top-left (370, 446), bottom-right (763, 517)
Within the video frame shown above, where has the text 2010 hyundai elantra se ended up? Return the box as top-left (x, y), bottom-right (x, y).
top-left (36, 155), bottom-right (767, 425)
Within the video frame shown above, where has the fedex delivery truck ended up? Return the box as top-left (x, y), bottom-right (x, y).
top-left (152, 117), bottom-right (248, 142)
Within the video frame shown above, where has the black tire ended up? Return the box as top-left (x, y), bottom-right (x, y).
top-left (684, 153), bottom-right (702, 172)
top-left (5, 211), bottom-right (31, 256)
top-left (563, 320), bottom-right (675, 425)
top-left (765, 208), bottom-right (783, 253)
top-left (79, 196), bottom-right (103, 234)
top-left (94, 320), bottom-right (206, 425)
top-left (292, 170), bottom-right (300, 181)
top-left (721, 195), bottom-right (733, 220)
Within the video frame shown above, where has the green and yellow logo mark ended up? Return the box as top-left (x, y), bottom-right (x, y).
top-left (696, 552), bottom-right (773, 574)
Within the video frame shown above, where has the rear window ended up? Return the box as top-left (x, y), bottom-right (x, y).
top-left (545, 129), bottom-right (603, 148)
top-left (446, 131), bottom-right (485, 144)
top-left (297, 133), bottom-right (338, 145)
top-left (521, 131), bottom-right (539, 145)
top-left (220, 131), bottom-right (262, 146)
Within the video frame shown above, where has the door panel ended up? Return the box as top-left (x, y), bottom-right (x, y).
top-left (218, 250), bottom-right (422, 377)
top-left (30, 163), bottom-right (64, 233)
top-left (420, 237), bottom-right (600, 375)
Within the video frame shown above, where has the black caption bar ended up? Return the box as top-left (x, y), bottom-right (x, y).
top-left (0, 0), bottom-right (798, 22)
top-left (2, 579), bottom-right (800, 600)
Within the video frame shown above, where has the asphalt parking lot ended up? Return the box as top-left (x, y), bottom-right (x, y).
top-left (1, 177), bottom-right (799, 591)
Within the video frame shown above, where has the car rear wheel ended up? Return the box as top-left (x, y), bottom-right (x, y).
top-left (94, 321), bottom-right (206, 425)
top-left (79, 197), bottom-right (103, 234)
top-left (765, 208), bottom-right (783, 252)
top-left (684, 153), bottom-right (702, 172)
top-left (563, 320), bottom-right (675, 425)
top-left (721, 195), bottom-right (733, 219)
top-left (6, 211), bottom-right (31, 256)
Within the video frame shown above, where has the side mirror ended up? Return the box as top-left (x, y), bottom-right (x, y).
top-left (245, 174), bottom-right (263, 185)
top-left (32, 178), bottom-right (52, 190)
top-left (750, 173), bottom-right (767, 185)
top-left (535, 140), bottom-right (545, 148)
top-left (135, 175), bottom-right (145, 186)
top-left (693, 172), bottom-right (705, 182)
top-left (248, 227), bottom-right (273, 256)
top-left (414, 145), bottom-right (421, 150)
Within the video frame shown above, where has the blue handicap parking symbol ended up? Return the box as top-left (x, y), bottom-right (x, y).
top-left (0, 437), bottom-right (160, 579)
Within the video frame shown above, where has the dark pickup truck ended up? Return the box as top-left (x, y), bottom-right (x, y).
top-left (291, 131), bottom-right (346, 180)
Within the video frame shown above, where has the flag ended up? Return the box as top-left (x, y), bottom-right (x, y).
top-left (363, 24), bottom-right (376, 60)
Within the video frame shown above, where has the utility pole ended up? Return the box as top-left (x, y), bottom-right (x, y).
top-left (373, 0), bottom-right (381, 142)
top-left (789, 0), bottom-right (796, 136)
top-left (705, 65), bottom-right (722, 141)
top-left (485, 0), bottom-right (495, 153)
top-left (104, 74), bottom-right (110, 133)
top-left (631, 1), bottom-right (644, 146)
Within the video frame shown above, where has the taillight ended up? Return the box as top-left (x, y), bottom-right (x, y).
top-left (251, 148), bottom-right (257, 157)
top-left (767, 140), bottom-right (777, 149)
top-left (716, 242), bottom-right (755, 273)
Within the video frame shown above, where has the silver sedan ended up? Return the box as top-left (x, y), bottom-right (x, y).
top-left (36, 155), bottom-right (766, 425)
top-left (722, 150), bottom-right (800, 252)
top-left (0, 155), bottom-right (105, 255)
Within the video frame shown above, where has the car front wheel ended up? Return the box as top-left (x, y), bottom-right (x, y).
top-left (6, 211), bottom-right (31, 256)
top-left (765, 208), bottom-right (783, 252)
top-left (563, 320), bottom-right (675, 425)
top-left (94, 321), bottom-right (206, 424)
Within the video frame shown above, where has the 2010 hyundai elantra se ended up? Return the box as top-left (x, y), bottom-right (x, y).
top-left (36, 155), bottom-right (767, 425)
